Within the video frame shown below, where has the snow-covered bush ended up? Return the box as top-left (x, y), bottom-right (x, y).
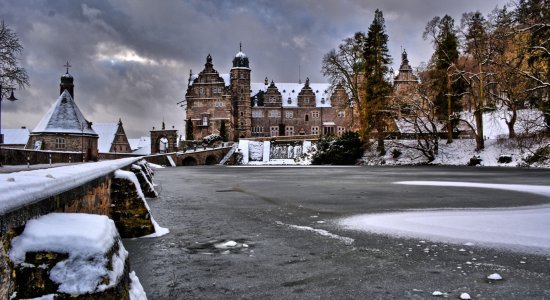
top-left (311, 132), bottom-right (364, 165)
top-left (202, 134), bottom-right (222, 145)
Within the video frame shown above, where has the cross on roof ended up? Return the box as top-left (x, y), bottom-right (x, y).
top-left (64, 61), bottom-right (72, 73)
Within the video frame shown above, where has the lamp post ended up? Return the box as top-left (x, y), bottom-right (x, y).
top-left (0, 84), bottom-right (18, 167)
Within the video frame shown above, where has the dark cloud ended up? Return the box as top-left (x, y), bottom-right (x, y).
top-left (1, 0), bottom-right (507, 138)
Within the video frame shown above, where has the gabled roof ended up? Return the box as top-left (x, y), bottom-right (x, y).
top-left (32, 90), bottom-right (97, 136)
top-left (92, 123), bottom-right (118, 153)
top-left (1, 128), bottom-right (30, 145)
top-left (250, 82), bottom-right (332, 107)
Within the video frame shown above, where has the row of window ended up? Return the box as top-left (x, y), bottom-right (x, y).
top-left (252, 110), bottom-right (344, 119)
top-left (198, 87), bottom-right (224, 95)
top-left (250, 126), bottom-right (347, 137)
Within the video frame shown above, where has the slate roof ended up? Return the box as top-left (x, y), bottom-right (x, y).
top-left (32, 90), bottom-right (97, 136)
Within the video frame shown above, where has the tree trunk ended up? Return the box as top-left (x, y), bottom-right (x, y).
top-left (376, 114), bottom-right (385, 154)
top-left (474, 109), bottom-right (484, 151)
top-left (507, 109), bottom-right (517, 139)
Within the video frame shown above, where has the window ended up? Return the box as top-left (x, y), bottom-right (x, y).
top-left (338, 111), bottom-right (346, 118)
top-left (285, 111), bottom-right (293, 119)
top-left (202, 116), bottom-right (209, 126)
top-left (192, 101), bottom-right (202, 107)
top-left (269, 96), bottom-right (275, 103)
top-left (252, 126), bottom-right (264, 133)
top-left (312, 111), bottom-right (320, 118)
top-left (269, 110), bottom-right (280, 118)
top-left (270, 126), bottom-right (279, 137)
top-left (323, 126), bottom-right (335, 135)
top-left (199, 87), bottom-right (204, 95)
top-left (240, 111), bottom-right (244, 117)
top-left (214, 101), bottom-right (224, 108)
top-left (337, 126), bottom-right (346, 136)
top-left (55, 137), bottom-right (66, 150)
top-left (305, 114), bottom-right (309, 122)
top-left (285, 126), bottom-right (294, 136)
top-left (304, 97), bottom-right (310, 104)
top-left (311, 126), bottom-right (319, 135)
top-left (252, 110), bottom-right (263, 118)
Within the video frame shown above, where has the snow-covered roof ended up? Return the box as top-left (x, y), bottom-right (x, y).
top-left (32, 90), bottom-right (97, 136)
top-left (1, 128), bottom-right (30, 145)
top-left (250, 82), bottom-right (332, 107)
top-left (129, 136), bottom-right (151, 155)
top-left (92, 123), bottom-right (118, 153)
top-left (235, 51), bottom-right (247, 58)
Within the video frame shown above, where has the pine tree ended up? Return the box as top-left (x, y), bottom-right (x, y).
top-left (363, 9), bottom-right (392, 154)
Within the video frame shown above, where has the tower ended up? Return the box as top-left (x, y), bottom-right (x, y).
top-left (60, 61), bottom-right (74, 98)
top-left (230, 43), bottom-right (251, 139)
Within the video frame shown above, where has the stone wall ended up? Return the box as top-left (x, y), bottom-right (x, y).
top-left (26, 134), bottom-right (98, 161)
top-left (0, 159), bottom-right (156, 299)
top-left (1, 147), bottom-right (83, 165)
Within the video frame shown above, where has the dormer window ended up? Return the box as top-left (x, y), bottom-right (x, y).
top-left (269, 96), bottom-right (275, 103)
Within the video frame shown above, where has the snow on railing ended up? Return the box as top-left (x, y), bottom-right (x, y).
top-left (0, 157), bottom-right (142, 214)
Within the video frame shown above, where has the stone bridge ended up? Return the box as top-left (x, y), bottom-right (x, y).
top-left (150, 146), bottom-right (234, 166)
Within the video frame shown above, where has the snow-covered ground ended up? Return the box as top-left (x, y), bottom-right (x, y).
top-left (338, 181), bottom-right (550, 255)
top-left (363, 137), bottom-right (549, 167)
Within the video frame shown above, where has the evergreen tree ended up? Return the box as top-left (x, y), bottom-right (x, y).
top-left (517, 0), bottom-right (550, 128)
top-left (363, 9), bottom-right (392, 154)
top-left (219, 120), bottom-right (228, 142)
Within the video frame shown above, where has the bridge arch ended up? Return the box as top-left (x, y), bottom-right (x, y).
top-left (205, 155), bottom-right (218, 165)
top-left (181, 156), bottom-right (198, 166)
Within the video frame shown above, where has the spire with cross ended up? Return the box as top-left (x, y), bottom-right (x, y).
top-left (64, 61), bottom-right (72, 74)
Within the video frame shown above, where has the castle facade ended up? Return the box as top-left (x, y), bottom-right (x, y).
top-left (185, 49), bottom-right (355, 141)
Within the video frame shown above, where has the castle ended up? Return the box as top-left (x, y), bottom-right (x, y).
top-left (185, 47), bottom-right (355, 141)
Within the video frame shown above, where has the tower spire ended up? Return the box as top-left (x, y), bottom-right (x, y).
top-left (240, 42), bottom-right (242, 52)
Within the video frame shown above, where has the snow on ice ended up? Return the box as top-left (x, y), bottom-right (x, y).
top-left (339, 181), bottom-right (550, 254)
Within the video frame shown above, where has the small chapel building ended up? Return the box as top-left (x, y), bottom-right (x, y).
top-left (26, 68), bottom-right (99, 161)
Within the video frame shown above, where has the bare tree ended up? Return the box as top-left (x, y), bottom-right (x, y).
top-left (322, 32), bottom-right (368, 140)
top-left (392, 73), bottom-right (441, 162)
top-left (456, 11), bottom-right (500, 151)
top-left (0, 20), bottom-right (29, 94)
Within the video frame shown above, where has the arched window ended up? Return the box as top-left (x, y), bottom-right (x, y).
top-left (305, 114), bottom-right (309, 122)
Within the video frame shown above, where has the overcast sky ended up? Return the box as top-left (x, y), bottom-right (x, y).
top-left (1, 0), bottom-right (508, 138)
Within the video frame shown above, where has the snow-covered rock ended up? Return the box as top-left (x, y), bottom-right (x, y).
top-left (460, 292), bottom-right (472, 299)
top-left (487, 273), bottom-right (503, 281)
top-left (9, 213), bottom-right (132, 298)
